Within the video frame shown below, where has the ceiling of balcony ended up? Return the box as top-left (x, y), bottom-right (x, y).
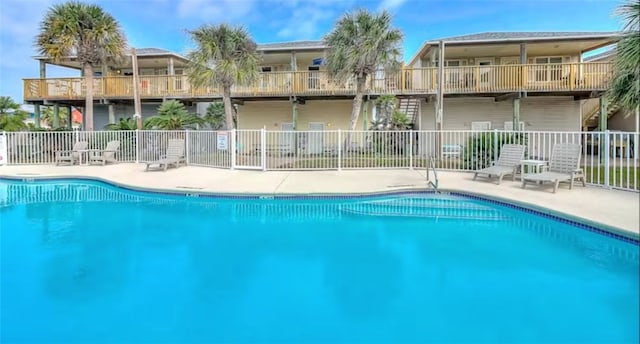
top-left (418, 37), bottom-right (616, 61)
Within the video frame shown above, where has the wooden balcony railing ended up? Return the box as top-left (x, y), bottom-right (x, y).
top-left (23, 62), bottom-right (613, 101)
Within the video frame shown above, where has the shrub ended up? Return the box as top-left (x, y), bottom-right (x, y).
top-left (462, 132), bottom-right (528, 170)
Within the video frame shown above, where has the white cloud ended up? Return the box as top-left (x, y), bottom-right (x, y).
top-left (378, 0), bottom-right (407, 11)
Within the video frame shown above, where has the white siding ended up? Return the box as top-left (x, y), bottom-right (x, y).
top-left (419, 96), bottom-right (580, 131)
top-left (93, 102), bottom-right (197, 130)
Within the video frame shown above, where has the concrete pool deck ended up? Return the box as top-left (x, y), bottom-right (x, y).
top-left (1, 164), bottom-right (638, 236)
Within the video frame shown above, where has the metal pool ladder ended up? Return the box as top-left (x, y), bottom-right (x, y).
top-left (426, 156), bottom-right (439, 192)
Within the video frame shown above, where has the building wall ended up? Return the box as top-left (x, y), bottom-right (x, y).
top-left (609, 109), bottom-right (638, 132)
top-left (237, 99), bottom-right (362, 130)
top-left (419, 96), bottom-right (580, 131)
top-left (93, 102), bottom-right (198, 130)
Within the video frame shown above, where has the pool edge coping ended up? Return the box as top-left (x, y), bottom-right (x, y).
top-left (1, 173), bottom-right (638, 244)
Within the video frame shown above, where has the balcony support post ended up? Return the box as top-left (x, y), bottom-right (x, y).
top-left (599, 96), bottom-right (608, 164)
top-left (598, 96), bottom-right (608, 131)
top-left (292, 99), bottom-right (298, 130)
top-left (33, 104), bottom-right (41, 129)
top-left (67, 106), bottom-right (73, 129)
top-left (168, 57), bottom-right (174, 75)
top-left (290, 52), bottom-right (297, 71)
top-left (52, 103), bottom-right (60, 129)
top-left (435, 40), bottom-right (445, 131)
top-left (108, 102), bottom-right (116, 124)
top-left (512, 97), bottom-right (521, 131)
top-left (39, 61), bottom-right (46, 78)
top-left (519, 43), bottom-right (527, 97)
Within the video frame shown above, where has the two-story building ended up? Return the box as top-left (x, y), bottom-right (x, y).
top-left (23, 31), bottom-right (619, 134)
top-left (407, 31), bottom-right (618, 132)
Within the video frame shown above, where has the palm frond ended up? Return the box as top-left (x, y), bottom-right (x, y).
top-left (608, 0), bottom-right (640, 109)
top-left (324, 8), bottom-right (404, 85)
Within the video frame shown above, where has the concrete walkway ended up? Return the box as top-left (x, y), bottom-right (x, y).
top-left (1, 164), bottom-right (638, 236)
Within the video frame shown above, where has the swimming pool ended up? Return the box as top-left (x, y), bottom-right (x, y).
top-left (1, 179), bottom-right (638, 343)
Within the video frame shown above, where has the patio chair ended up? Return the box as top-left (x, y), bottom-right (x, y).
top-left (88, 140), bottom-right (120, 166)
top-left (473, 144), bottom-right (526, 184)
top-left (144, 139), bottom-right (185, 172)
top-left (55, 141), bottom-right (88, 166)
top-left (521, 143), bottom-right (586, 193)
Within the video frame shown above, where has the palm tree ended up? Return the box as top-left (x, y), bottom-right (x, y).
top-left (324, 9), bottom-right (403, 140)
top-left (41, 106), bottom-right (69, 128)
top-left (0, 96), bottom-right (28, 131)
top-left (35, 1), bottom-right (127, 131)
top-left (186, 24), bottom-right (260, 130)
top-left (203, 102), bottom-right (227, 129)
top-left (146, 100), bottom-right (204, 130)
top-left (608, 0), bottom-right (640, 110)
top-left (104, 117), bottom-right (138, 130)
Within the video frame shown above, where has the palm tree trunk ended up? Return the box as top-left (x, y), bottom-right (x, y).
top-left (222, 86), bottom-right (235, 130)
top-left (344, 77), bottom-right (368, 151)
top-left (83, 63), bottom-right (94, 131)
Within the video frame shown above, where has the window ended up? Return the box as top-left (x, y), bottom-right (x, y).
top-left (534, 56), bottom-right (563, 82)
top-left (471, 121), bottom-right (492, 131)
top-left (261, 66), bottom-right (272, 72)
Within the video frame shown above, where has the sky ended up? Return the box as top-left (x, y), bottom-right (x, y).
top-left (0, 0), bottom-right (625, 103)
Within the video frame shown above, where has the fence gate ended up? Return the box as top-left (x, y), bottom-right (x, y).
top-left (233, 129), bottom-right (264, 170)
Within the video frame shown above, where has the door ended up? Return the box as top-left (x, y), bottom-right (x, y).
top-left (281, 122), bottom-right (295, 155)
top-left (307, 122), bottom-right (324, 154)
top-left (308, 66), bottom-right (320, 90)
top-left (500, 58), bottom-right (520, 90)
top-left (476, 59), bottom-right (494, 89)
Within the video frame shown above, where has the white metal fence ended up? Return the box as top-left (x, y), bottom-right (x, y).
top-left (1, 129), bottom-right (638, 192)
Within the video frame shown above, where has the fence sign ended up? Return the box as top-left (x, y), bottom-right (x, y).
top-left (0, 134), bottom-right (7, 166)
top-left (217, 132), bottom-right (229, 150)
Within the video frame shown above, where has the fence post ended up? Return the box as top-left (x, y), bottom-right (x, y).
top-left (337, 129), bottom-right (342, 171)
top-left (409, 131), bottom-right (413, 170)
top-left (230, 129), bottom-right (236, 170)
top-left (493, 129), bottom-right (499, 162)
top-left (604, 130), bottom-right (610, 188)
top-left (135, 129), bottom-right (140, 163)
top-left (261, 128), bottom-right (267, 172)
top-left (185, 130), bottom-right (190, 165)
top-left (0, 131), bottom-right (7, 166)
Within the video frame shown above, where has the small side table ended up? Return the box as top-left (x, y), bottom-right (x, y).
top-left (520, 159), bottom-right (548, 181)
top-left (77, 149), bottom-right (89, 165)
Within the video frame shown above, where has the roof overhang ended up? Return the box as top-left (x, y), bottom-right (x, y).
top-left (408, 33), bottom-right (622, 66)
top-left (34, 50), bottom-right (190, 69)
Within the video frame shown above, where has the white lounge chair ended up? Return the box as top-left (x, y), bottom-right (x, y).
top-left (89, 140), bottom-right (120, 166)
top-left (473, 144), bottom-right (526, 184)
top-left (521, 143), bottom-right (586, 193)
top-left (55, 141), bottom-right (88, 165)
top-left (144, 139), bottom-right (185, 171)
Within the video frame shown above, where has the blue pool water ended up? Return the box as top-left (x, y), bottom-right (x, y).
top-left (1, 179), bottom-right (638, 343)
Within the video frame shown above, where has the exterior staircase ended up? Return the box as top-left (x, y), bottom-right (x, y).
top-left (582, 98), bottom-right (621, 130)
top-left (397, 98), bottom-right (420, 126)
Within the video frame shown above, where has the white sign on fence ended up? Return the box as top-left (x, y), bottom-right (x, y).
top-left (0, 135), bottom-right (7, 166)
top-left (217, 132), bottom-right (229, 150)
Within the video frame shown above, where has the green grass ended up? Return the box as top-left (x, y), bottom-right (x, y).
top-left (584, 166), bottom-right (640, 190)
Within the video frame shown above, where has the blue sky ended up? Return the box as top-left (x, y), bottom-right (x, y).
top-left (0, 0), bottom-right (624, 103)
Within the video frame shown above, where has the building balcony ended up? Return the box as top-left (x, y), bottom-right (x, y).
top-left (23, 62), bottom-right (613, 102)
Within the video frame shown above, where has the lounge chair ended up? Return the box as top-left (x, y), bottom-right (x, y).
top-left (88, 140), bottom-right (120, 166)
top-left (521, 143), bottom-right (586, 193)
top-left (55, 141), bottom-right (88, 166)
top-left (144, 139), bottom-right (185, 171)
top-left (473, 144), bottom-right (526, 184)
